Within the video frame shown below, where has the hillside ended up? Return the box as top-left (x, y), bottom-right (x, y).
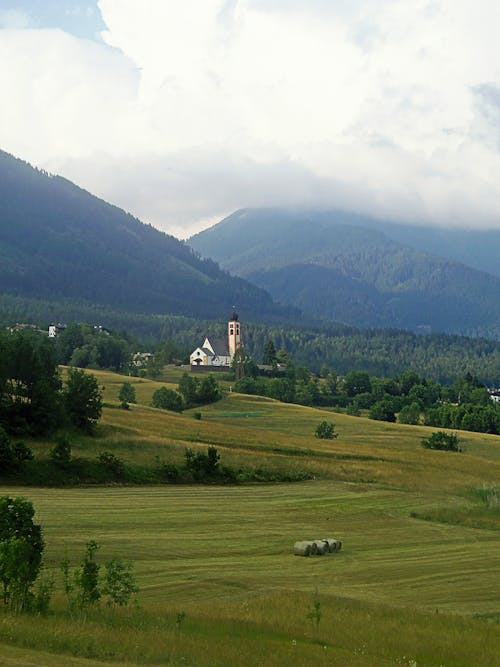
top-left (0, 151), bottom-right (294, 323)
top-left (1, 370), bottom-right (499, 665)
top-left (189, 208), bottom-right (500, 336)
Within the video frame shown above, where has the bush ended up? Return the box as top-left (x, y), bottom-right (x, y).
top-left (0, 428), bottom-right (33, 474)
top-left (152, 387), bottom-right (185, 412)
top-left (422, 431), bottom-right (461, 452)
top-left (50, 436), bottom-right (71, 468)
top-left (98, 452), bottom-right (126, 477)
top-left (118, 382), bottom-right (136, 404)
top-left (397, 402), bottom-right (421, 425)
top-left (185, 446), bottom-right (221, 480)
top-left (315, 421), bottom-right (338, 439)
top-left (103, 557), bottom-right (139, 607)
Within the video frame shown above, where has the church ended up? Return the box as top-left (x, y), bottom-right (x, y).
top-left (190, 309), bottom-right (242, 370)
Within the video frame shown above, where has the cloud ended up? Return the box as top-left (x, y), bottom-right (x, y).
top-left (2, 1), bottom-right (500, 235)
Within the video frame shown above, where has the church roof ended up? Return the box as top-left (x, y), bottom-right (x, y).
top-left (206, 337), bottom-right (229, 356)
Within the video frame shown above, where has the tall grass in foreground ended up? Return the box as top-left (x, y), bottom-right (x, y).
top-left (0, 592), bottom-right (498, 667)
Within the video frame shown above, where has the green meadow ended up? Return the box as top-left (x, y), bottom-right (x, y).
top-left (1, 369), bottom-right (499, 666)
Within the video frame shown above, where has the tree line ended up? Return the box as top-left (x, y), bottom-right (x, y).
top-left (2, 292), bottom-right (500, 383)
top-left (0, 329), bottom-right (102, 437)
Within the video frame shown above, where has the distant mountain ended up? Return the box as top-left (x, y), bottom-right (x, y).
top-left (189, 208), bottom-right (500, 336)
top-left (0, 151), bottom-right (295, 323)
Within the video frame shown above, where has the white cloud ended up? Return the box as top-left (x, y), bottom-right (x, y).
top-left (1, 1), bottom-right (500, 236)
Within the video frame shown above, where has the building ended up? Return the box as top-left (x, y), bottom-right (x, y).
top-left (190, 309), bottom-right (242, 370)
top-left (489, 389), bottom-right (500, 404)
top-left (48, 323), bottom-right (66, 338)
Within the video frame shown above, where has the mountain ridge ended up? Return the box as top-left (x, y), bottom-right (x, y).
top-left (0, 151), bottom-right (296, 323)
top-left (189, 208), bottom-right (500, 336)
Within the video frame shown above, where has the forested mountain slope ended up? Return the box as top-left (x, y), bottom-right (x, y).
top-left (189, 208), bottom-right (500, 336)
top-left (0, 152), bottom-right (293, 322)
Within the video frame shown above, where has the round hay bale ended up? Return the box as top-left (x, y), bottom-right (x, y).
top-left (293, 541), bottom-right (312, 556)
top-left (323, 537), bottom-right (341, 553)
top-left (313, 540), bottom-right (327, 555)
top-left (322, 538), bottom-right (337, 553)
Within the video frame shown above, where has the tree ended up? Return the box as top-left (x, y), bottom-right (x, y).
top-left (421, 431), bottom-right (461, 452)
top-left (103, 557), bottom-right (138, 607)
top-left (0, 427), bottom-right (33, 474)
top-left (118, 382), bottom-right (136, 404)
top-left (231, 349), bottom-right (257, 380)
top-left (75, 540), bottom-right (100, 610)
top-left (262, 340), bottom-right (278, 366)
top-left (63, 368), bottom-right (103, 432)
top-left (344, 371), bottom-right (372, 397)
top-left (50, 435), bottom-right (71, 468)
top-left (0, 330), bottom-right (62, 435)
top-left (0, 497), bottom-right (44, 612)
top-left (397, 402), bottom-right (421, 425)
top-left (152, 387), bottom-right (184, 412)
top-left (315, 420), bottom-right (338, 439)
top-left (184, 446), bottom-right (220, 480)
top-left (178, 372), bottom-right (199, 407)
top-left (369, 399), bottom-right (396, 422)
top-left (197, 375), bottom-right (221, 404)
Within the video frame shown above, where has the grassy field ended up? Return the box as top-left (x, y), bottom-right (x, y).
top-left (1, 369), bottom-right (499, 665)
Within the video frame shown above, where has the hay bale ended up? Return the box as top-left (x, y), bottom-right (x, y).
top-left (323, 538), bottom-right (336, 553)
top-left (312, 540), bottom-right (327, 555)
top-left (293, 541), bottom-right (313, 556)
top-left (323, 537), bottom-right (342, 552)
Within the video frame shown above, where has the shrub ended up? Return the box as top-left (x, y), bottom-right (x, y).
top-left (421, 431), bottom-right (461, 452)
top-left (397, 402), bottom-right (421, 425)
top-left (74, 540), bottom-right (100, 610)
top-left (0, 428), bottom-right (33, 474)
top-left (98, 451), bottom-right (126, 477)
top-left (369, 400), bottom-right (396, 422)
top-left (50, 436), bottom-right (72, 467)
top-left (152, 387), bottom-right (185, 412)
top-left (118, 382), bottom-right (136, 404)
top-left (315, 421), bottom-right (338, 439)
top-left (103, 557), bottom-right (138, 607)
top-left (185, 446), bottom-right (221, 480)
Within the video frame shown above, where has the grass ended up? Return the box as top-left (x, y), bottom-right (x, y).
top-left (1, 368), bottom-right (499, 665)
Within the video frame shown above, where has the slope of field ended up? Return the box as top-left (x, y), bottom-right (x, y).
top-left (1, 369), bottom-right (499, 666)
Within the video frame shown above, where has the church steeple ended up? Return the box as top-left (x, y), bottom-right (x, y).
top-left (228, 307), bottom-right (241, 357)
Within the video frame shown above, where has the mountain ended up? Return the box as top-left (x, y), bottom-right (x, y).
top-left (189, 208), bottom-right (500, 336)
top-left (0, 151), bottom-right (295, 323)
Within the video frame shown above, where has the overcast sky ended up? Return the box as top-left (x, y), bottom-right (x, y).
top-left (1, 1), bottom-right (500, 237)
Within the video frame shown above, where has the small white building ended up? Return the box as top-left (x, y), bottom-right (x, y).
top-left (48, 323), bottom-right (66, 338)
top-left (489, 390), bottom-right (500, 404)
top-left (190, 310), bottom-right (242, 369)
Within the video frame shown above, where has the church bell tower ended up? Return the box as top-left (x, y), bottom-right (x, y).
top-left (228, 308), bottom-right (241, 358)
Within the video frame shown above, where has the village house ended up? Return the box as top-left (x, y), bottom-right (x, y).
top-left (489, 389), bottom-right (500, 404)
top-left (190, 309), bottom-right (242, 371)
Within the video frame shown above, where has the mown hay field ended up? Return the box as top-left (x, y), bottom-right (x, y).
top-left (1, 369), bottom-right (499, 666)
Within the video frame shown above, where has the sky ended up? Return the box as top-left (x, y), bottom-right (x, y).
top-left (1, 1), bottom-right (500, 238)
